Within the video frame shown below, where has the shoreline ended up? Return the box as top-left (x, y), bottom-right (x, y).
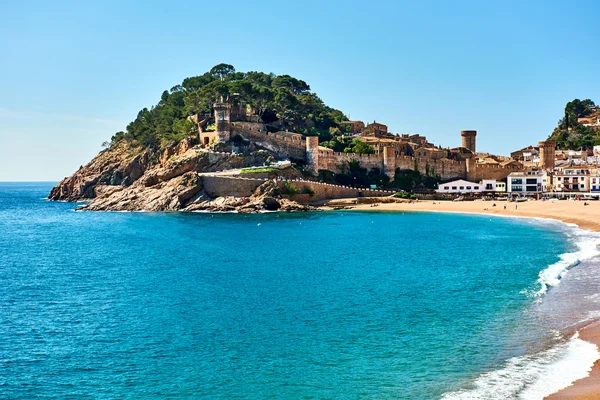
top-left (335, 199), bottom-right (600, 399)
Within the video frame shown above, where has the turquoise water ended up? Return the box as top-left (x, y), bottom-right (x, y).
top-left (0, 183), bottom-right (583, 399)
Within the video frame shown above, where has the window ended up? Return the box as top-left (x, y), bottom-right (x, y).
top-left (459, 186), bottom-right (464, 190)
top-left (558, 177), bottom-right (561, 181)
top-left (474, 186), bottom-right (479, 190)
top-left (581, 184), bottom-right (585, 188)
top-left (452, 186), bottom-right (457, 190)
top-left (513, 186), bottom-right (523, 192)
top-left (511, 178), bottom-right (523, 184)
top-left (466, 186), bottom-right (472, 190)
top-left (526, 178), bottom-right (537, 185)
top-left (444, 186), bottom-right (449, 190)
top-left (526, 185), bottom-right (537, 192)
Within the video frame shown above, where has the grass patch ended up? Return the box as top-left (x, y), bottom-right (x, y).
top-left (240, 167), bottom-right (278, 174)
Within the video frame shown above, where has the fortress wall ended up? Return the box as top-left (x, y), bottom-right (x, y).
top-left (400, 157), bottom-right (467, 180)
top-left (317, 151), bottom-right (384, 171)
top-left (316, 151), bottom-right (466, 181)
top-left (232, 122), bottom-right (306, 160)
top-left (201, 175), bottom-right (266, 198)
top-left (466, 164), bottom-right (522, 181)
top-left (279, 180), bottom-right (395, 203)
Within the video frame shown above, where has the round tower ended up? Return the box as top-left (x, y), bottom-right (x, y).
top-left (213, 102), bottom-right (232, 143)
top-left (461, 130), bottom-right (477, 153)
top-left (538, 140), bottom-right (556, 170)
top-left (306, 136), bottom-right (320, 174)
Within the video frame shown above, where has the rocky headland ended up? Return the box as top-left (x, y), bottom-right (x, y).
top-left (49, 138), bottom-right (315, 213)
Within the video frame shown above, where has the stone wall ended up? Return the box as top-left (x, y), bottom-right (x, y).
top-left (201, 175), bottom-right (265, 198)
top-left (279, 180), bottom-right (395, 203)
top-left (466, 163), bottom-right (522, 181)
top-left (231, 122), bottom-right (307, 160)
top-left (315, 150), bottom-right (467, 180)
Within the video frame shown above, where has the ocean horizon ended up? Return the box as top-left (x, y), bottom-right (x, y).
top-left (2, 182), bottom-right (600, 399)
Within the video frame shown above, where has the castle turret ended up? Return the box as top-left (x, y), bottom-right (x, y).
top-left (214, 101), bottom-right (232, 143)
top-left (383, 146), bottom-right (396, 177)
top-left (306, 136), bottom-right (320, 174)
top-left (461, 130), bottom-right (477, 153)
top-left (538, 140), bottom-right (556, 170)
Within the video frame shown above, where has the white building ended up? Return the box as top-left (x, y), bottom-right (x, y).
top-left (437, 179), bottom-right (506, 194)
top-left (591, 174), bottom-right (600, 192)
top-left (481, 179), bottom-right (506, 192)
top-left (507, 171), bottom-right (548, 195)
top-left (554, 167), bottom-right (591, 192)
top-left (437, 179), bottom-right (481, 194)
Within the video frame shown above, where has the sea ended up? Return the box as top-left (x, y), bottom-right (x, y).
top-left (2, 182), bottom-right (600, 399)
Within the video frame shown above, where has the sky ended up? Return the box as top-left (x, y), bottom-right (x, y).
top-left (1, 0), bottom-right (598, 181)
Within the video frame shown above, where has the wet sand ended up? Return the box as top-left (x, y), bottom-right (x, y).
top-left (331, 198), bottom-right (600, 399)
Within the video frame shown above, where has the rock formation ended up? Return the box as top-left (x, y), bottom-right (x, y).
top-left (50, 139), bottom-right (311, 213)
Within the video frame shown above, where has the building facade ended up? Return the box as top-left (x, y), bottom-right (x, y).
top-left (554, 168), bottom-right (591, 192)
top-left (507, 171), bottom-right (548, 195)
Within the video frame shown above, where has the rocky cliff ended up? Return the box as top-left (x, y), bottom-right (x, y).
top-left (50, 139), bottom-right (311, 212)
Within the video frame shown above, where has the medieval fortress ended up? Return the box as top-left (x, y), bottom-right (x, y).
top-left (193, 101), bottom-right (557, 183)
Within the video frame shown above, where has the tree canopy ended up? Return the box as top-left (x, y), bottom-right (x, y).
top-left (548, 98), bottom-right (599, 149)
top-left (111, 64), bottom-right (348, 149)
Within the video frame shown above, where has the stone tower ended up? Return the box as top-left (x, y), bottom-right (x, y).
top-left (383, 146), bottom-right (396, 177)
top-left (461, 130), bottom-right (477, 153)
top-left (538, 140), bottom-right (556, 170)
top-left (214, 101), bottom-right (232, 143)
top-left (306, 136), bottom-right (320, 174)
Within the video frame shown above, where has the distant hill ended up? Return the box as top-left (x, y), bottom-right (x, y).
top-left (547, 99), bottom-right (600, 149)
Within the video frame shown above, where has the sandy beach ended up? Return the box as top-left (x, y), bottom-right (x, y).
top-left (333, 198), bottom-right (600, 399)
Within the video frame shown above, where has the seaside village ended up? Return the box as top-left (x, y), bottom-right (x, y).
top-left (192, 101), bottom-right (600, 201)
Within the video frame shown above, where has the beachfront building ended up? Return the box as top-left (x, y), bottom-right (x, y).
top-left (481, 179), bottom-right (506, 192)
top-left (554, 167), bottom-right (591, 193)
top-left (506, 171), bottom-right (548, 195)
top-left (591, 173), bottom-right (600, 192)
top-left (436, 179), bottom-right (481, 194)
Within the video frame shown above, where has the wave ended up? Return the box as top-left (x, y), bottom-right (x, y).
top-left (442, 333), bottom-right (599, 400)
top-left (535, 223), bottom-right (600, 296)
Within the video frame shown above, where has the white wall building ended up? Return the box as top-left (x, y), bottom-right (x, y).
top-left (480, 179), bottom-right (506, 192)
top-left (437, 179), bottom-right (481, 194)
top-left (507, 171), bottom-right (548, 195)
top-left (437, 179), bottom-right (506, 194)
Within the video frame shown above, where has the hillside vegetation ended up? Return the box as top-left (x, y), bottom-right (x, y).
top-left (548, 99), bottom-right (599, 149)
top-left (109, 64), bottom-right (349, 149)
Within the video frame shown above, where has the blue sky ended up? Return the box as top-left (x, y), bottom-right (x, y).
top-left (1, 0), bottom-right (598, 181)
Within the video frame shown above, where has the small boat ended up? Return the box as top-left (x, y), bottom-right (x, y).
top-left (453, 196), bottom-right (464, 202)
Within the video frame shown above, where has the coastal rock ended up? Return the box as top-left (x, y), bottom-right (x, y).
top-left (53, 138), bottom-right (312, 213)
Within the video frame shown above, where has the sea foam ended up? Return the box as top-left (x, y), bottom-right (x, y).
top-left (534, 222), bottom-right (600, 296)
top-left (442, 333), bottom-right (599, 400)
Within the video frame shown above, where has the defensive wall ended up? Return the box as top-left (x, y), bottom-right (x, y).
top-left (199, 175), bottom-right (394, 203)
top-left (201, 175), bottom-right (265, 198)
top-left (279, 179), bottom-right (395, 203)
top-left (226, 119), bottom-right (522, 182)
top-left (465, 161), bottom-right (522, 181)
top-left (314, 150), bottom-right (467, 180)
top-left (231, 122), bottom-right (307, 160)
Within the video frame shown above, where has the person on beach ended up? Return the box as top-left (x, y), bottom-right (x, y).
top-left (504, 204), bottom-right (507, 210)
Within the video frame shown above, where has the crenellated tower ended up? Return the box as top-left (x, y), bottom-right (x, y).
top-left (461, 130), bottom-right (477, 153)
top-left (538, 140), bottom-right (556, 170)
top-left (306, 136), bottom-right (320, 174)
top-left (214, 101), bottom-right (232, 143)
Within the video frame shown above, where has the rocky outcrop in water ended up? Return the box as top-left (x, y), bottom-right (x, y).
top-left (50, 139), bottom-right (311, 213)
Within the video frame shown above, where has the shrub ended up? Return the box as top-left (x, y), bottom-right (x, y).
top-left (302, 186), bottom-right (315, 197)
top-left (393, 192), bottom-right (417, 200)
top-left (281, 182), bottom-right (300, 195)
